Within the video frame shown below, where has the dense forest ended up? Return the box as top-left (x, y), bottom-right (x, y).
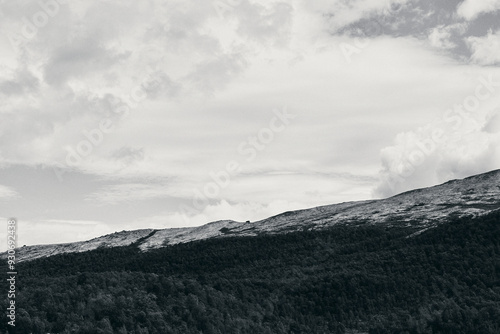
top-left (1, 210), bottom-right (500, 333)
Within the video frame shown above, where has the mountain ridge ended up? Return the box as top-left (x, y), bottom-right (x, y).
top-left (5, 169), bottom-right (500, 262)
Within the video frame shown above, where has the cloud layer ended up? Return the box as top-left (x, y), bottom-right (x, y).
top-left (1, 0), bottom-right (500, 247)
top-left (457, 0), bottom-right (500, 20)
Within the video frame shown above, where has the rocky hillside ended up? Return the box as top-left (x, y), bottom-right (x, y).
top-left (5, 169), bottom-right (500, 262)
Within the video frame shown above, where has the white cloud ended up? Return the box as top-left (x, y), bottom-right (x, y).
top-left (428, 23), bottom-right (466, 50)
top-left (1, 0), bottom-right (500, 247)
top-left (301, 0), bottom-right (409, 33)
top-left (0, 67), bottom-right (39, 96)
top-left (457, 0), bottom-right (500, 20)
top-left (0, 0), bottom-right (297, 171)
top-left (375, 72), bottom-right (500, 197)
top-left (0, 0), bottom-right (472, 183)
top-left (0, 185), bottom-right (19, 199)
top-left (0, 218), bottom-right (114, 250)
top-left (375, 130), bottom-right (500, 197)
top-left (467, 30), bottom-right (500, 65)
top-left (428, 26), bottom-right (454, 49)
top-left (86, 183), bottom-right (182, 204)
top-left (130, 199), bottom-right (307, 229)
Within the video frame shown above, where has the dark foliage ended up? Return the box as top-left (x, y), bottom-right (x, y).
top-left (1, 211), bottom-right (500, 333)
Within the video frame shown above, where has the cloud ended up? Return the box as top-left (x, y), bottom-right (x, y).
top-left (375, 75), bottom-right (500, 198)
top-left (131, 199), bottom-right (307, 229)
top-left (1, 0), bottom-right (500, 247)
top-left (43, 38), bottom-right (130, 86)
top-left (428, 25), bottom-right (455, 49)
top-left (0, 185), bottom-right (20, 199)
top-left (0, 218), bottom-right (114, 250)
top-left (457, 0), bottom-right (500, 20)
top-left (85, 183), bottom-right (180, 204)
top-left (467, 30), bottom-right (500, 65)
top-left (483, 111), bottom-right (500, 133)
top-left (185, 53), bottom-right (248, 93)
top-left (302, 0), bottom-right (409, 33)
top-left (111, 147), bottom-right (145, 166)
top-left (0, 67), bottom-right (39, 97)
top-left (0, 0), bottom-right (297, 172)
top-left (428, 23), bottom-right (467, 50)
top-left (236, 2), bottom-right (293, 47)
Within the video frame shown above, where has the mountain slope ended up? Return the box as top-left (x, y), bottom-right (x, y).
top-left (9, 208), bottom-right (500, 334)
top-left (6, 169), bottom-right (500, 262)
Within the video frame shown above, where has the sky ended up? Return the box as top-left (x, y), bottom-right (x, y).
top-left (1, 0), bottom-right (500, 249)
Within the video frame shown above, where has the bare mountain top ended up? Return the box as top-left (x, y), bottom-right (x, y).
top-left (6, 169), bottom-right (500, 262)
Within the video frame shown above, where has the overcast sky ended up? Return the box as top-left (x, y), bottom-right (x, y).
top-left (1, 0), bottom-right (500, 248)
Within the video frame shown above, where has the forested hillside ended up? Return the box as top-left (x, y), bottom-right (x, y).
top-left (2, 211), bottom-right (500, 333)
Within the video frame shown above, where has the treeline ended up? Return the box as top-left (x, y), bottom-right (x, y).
top-left (1, 211), bottom-right (500, 333)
